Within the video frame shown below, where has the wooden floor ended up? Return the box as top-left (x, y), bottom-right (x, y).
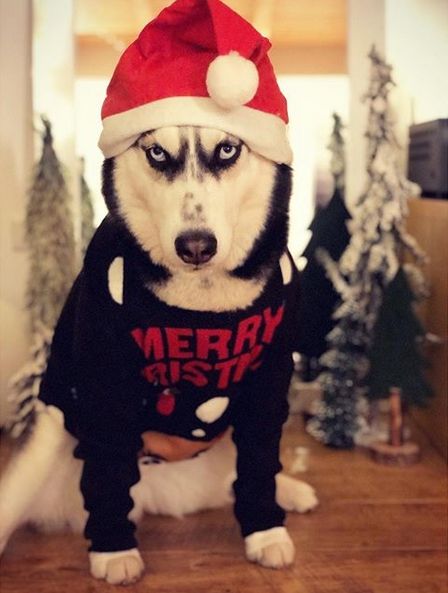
top-left (0, 416), bottom-right (446, 593)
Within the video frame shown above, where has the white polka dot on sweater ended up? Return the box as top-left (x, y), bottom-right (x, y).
top-left (192, 428), bottom-right (206, 437)
top-left (108, 257), bottom-right (124, 304)
top-left (279, 253), bottom-right (292, 285)
top-left (195, 397), bottom-right (229, 423)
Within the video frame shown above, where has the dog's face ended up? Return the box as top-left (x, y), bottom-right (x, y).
top-left (111, 126), bottom-right (285, 276)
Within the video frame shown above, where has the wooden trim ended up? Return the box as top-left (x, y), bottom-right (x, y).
top-left (407, 198), bottom-right (448, 461)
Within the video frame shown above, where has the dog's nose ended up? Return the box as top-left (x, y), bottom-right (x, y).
top-left (175, 231), bottom-right (217, 265)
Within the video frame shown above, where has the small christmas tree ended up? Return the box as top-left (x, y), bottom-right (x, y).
top-left (7, 117), bottom-right (76, 437)
top-left (307, 47), bottom-right (426, 448)
top-left (366, 266), bottom-right (431, 464)
top-left (366, 267), bottom-right (432, 407)
top-left (7, 324), bottom-right (53, 438)
top-left (297, 189), bottom-right (351, 366)
top-left (296, 114), bottom-right (351, 375)
top-left (25, 116), bottom-right (76, 335)
top-left (328, 113), bottom-right (345, 193)
top-left (308, 253), bottom-right (370, 448)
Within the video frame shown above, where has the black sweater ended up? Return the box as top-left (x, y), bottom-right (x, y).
top-left (39, 216), bottom-right (299, 552)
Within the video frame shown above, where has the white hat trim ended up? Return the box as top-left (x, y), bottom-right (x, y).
top-left (99, 96), bottom-right (292, 165)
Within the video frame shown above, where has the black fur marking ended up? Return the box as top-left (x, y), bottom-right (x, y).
top-left (102, 158), bottom-right (171, 285)
top-left (196, 134), bottom-right (243, 179)
top-left (143, 141), bottom-right (189, 182)
top-left (102, 158), bottom-right (120, 216)
top-left (230, 164), bottom-right (292, 281)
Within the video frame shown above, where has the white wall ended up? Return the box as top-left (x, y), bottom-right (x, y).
top-left (279, 75), bottom-right (349, 258)
top-left (33, 0), bottom-right (80, 246)
top-left (347, 0), bottom-right (386, 204)
top-left (75, 78), bottom-right (108, 226)
top-left (347, 0), bottom-right (448, 204)
top-left (386, 0), bottom-right (448, 142)
top-left (0, 0), bottom-right (33, 424)
top-left (0, 0), bottom-right (79, 425)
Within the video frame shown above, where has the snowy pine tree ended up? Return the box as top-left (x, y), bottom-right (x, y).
top-left (328, 113), bottom-right (345, 193)
top-left (308, 251), bottom-right (371, 448)
top-left (6, 324), bottom-right (53, 438)
top-left (25, 116), bottom-right (76, 335)
top-left (7, 117), bottom-right (76, 437)
top-left (308, 47), bottom-right (425, 448)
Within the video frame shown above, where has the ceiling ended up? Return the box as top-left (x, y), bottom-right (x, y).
top-left (75, 0), bottom-right (347, 49)
top-left (75, 0), bottom-right (347, 75)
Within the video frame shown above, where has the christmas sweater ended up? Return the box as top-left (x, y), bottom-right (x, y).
top-left (39, 216), bottom-right (300, 552)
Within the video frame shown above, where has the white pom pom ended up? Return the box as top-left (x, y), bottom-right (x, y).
top-left (206, 51), bottom-right (259, 110)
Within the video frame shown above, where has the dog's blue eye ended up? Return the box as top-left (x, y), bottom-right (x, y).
top-left (218, 144), bottom-right (238, 160)
top-left (148, 145), bottom-right (167, 162)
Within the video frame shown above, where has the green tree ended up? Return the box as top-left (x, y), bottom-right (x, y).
top-left (297, 188), bottom-right (351, 366)
top-left (296, 114), bottom-right (350, 377)
top-left (366, 267), bottom-right (432, 407)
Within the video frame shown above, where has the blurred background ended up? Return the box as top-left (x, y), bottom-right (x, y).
top-left (0, 0), bottom-right (447, 448)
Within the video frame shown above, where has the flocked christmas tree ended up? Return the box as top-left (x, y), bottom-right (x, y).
top-left (7, 324), bottom-right (53, 438)
top-left (26, 116), bottom-right (76, 333)
top-left (7, 117), bottom-right (76, 436)
top-left (307, 46), bottom-right (426, 448)
top-left (328, 112), bottom-right (345, 194)
top-left (296, 114), bottom-right (351, 376)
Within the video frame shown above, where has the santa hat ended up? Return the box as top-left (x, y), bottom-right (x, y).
top-left (98, 0), bottom-right (292, 165)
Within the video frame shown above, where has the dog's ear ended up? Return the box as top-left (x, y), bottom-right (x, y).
top-left (102, 158), bottom-right (118, 215)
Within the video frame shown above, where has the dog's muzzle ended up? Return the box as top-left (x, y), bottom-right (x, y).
top-left (175, 230), bottom-right (217, 266)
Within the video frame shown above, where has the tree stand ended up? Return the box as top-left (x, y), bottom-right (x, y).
top-left (369, 388), bottom-right (420, 466)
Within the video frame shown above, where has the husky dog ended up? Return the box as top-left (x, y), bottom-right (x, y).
top-left (0, 127), bottom-right (317, 585)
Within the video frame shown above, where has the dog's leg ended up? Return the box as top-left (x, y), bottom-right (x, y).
top-left (244, 475), bottom-right (319, 569)
top-left (0, 404), bottom-right (69, 555)
top-left (276, 473), bottom-right (318, 513)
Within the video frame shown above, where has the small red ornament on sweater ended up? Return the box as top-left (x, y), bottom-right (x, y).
top-left (156, 388), bottom-right (177, 416)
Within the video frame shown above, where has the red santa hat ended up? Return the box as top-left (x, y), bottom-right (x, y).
top-left (98, 0), bottom-right (292, 165)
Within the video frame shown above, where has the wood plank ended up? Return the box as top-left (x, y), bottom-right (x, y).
top-left (274, 549), bottom-right (448, 593)
top-left (2, 537), bottom-right (446, 593)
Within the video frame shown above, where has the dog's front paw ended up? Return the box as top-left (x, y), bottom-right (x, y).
top-left (276, 474), bottom-right (319, 514)
top-left (245, 527), bottom-right (295, 569)
top-left (89, 548), bottom-right (145, 585)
